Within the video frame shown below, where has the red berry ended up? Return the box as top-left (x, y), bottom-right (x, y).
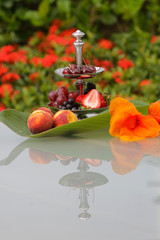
top-left (68, 91), bottom-right (78, 100)
top-left (57, 86), bottom-right (68, 96)
top-left (63, 68), bottom-right (71, 74)
top-left (48, 91), bottom-right (58, 101)
top-left (76, 95), bottom-right (85, 103)
top-left (56, 95), bottom-right (67, 105)
top-left (81, 89), bottom-right (101, 109)
top-left (100, 95), bottom-right (107, 107)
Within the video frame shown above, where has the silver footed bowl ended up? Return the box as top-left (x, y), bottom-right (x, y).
top-left (54, 67), bottom-right (105, 79)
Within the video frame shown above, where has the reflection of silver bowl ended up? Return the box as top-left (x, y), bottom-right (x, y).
top-left (59, 172), bottom-right (108, 188)
top-left (54, 67), bottom-right (105, 79)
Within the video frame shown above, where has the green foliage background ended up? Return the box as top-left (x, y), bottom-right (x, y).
top-left (0, 0), bottom-right (160, 45)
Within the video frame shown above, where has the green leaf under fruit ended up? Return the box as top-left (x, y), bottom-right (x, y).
top-left (0, 100), bottom-right (149, 138)
top-left (49, 106), bottom-right (109, 114)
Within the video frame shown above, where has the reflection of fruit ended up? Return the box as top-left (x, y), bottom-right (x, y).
top-left (56, 154), bottom-right (73, 161)
top-left (53, 110), bottom-right (78, 127)
top-left (27, 110), bottom-right (53, 134)
top-left (29, 148), bottom-right (55, 164)
top-left (82, 89), bottom-right (101, 108)
top-left (83, 158), bottom-right (102, 166)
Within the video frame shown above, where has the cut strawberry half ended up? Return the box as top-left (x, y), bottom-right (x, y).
top-left (76, 95), bottom-right (85, 103)
top-left (81, 89), bottom-right (101, 108)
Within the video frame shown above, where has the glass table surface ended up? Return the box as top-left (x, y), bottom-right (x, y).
top-left (0, 122), bottom-right (160, 240)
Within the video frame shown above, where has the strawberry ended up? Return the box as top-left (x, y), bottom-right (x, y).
top-left (76, 95), bottom-right (85, 103)
top-left (100, 95), bottom-right (107, 108)
top-left (81, 89), bottom-right (101, 108)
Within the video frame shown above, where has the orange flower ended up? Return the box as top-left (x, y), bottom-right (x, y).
top-left (150, 35), bottom-right (158, 43)
top-left (109, 97), bottom-right (160, 141)
top-left (148, 100), bottom-right (160, 124)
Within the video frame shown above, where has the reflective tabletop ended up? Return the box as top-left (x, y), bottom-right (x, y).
top-left (0, 122), bottom-right (160, 240)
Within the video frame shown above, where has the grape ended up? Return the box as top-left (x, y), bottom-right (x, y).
top-left (71, 107), bottom-right (78, 111)
top-left (63, 101), bottom-right (68, 106)
top-left (56, 95), bottom-right (67, 105)
top-left (48, 91), bottom-right (58, 101)
top-left (66, 104), bottom-right (72, 109)
top-left (47, 101), bottom-right (54, 107)
top-left (68, 98), bottom-right (75, 104)
top-left (68, 91), bottom-right (78, 100)
top-left (53, 101), bottom-right (58, 108)
top-left (57, 86), bottom-right (68, 96)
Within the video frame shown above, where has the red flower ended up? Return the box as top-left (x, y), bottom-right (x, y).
top-left (0, 84), bottom-right (13, 98)
top-left (99, 39), bottom-right (114, 49)
top-left (35, 31), bottom-right (45, 40)
top-left (1, 72), bottom-right (20, 83)
top-left (93, 58), bottom-right (113, 70)
top-left (0, 45), bottom-right (14, 54)
top-left (98, 79), bottom-right (107, 88)
top-left (65, 45), bottom-right (75, 54)
top-left (112, 71), bottom-right (123, 83)
top-left (56, 81), bottom-right (70, 88)
top-left (0, 103), bottom-right (6, 111)
top-left (30, 57), bottom-right (42, 66)
top-left (41, 54), bottom-right (58, 68)
top-left (150, 35), bottom-right (158, 43)
top-left (49, 19), bottom-right (61, 34)
top-left (29, 72), bottom-right (39, 82)
top-left (139, 79), bottom-right (151, 86)
top-left (60, 28), bottom-right (77, 37)
top-left (60, 56), bottom-right (75, 62)
top-left (118, 58), bottom-right (134, 70)
top-left (0, 64), bottom-right (9, 76)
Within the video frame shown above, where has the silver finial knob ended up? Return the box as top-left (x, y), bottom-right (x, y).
top-left (72, 30), bottom-right (85, 68)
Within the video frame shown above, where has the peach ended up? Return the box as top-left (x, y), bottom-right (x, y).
top-left (53, 110), bottom-right (78, 127)
top-left (27, 109), bottom-right (53, 134)
top-left (38, 107), bottom-right (54, 118)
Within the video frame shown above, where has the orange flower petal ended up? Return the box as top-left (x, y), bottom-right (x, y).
top-left (134, 115), bottom-right (160, 138)
top-left (148, 100), bottom-right (160, 124)
top-left (109, 97), bottom-right (139, 116)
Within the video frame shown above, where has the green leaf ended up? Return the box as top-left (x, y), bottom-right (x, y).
top-left (49, 106), bottom-right (109, 114)
top-left (0, 100), bottom-right (149, 138)
top-left (115, 0), bottom-right (145, 18)
top-left (38, 0), bottom-right (50, 18)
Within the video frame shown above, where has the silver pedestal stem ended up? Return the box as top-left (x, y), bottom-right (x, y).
top-left (72, 30), bottom-right (85, 68)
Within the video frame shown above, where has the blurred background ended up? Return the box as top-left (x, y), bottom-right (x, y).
top-left (0, 0), bottom-right (160, 112)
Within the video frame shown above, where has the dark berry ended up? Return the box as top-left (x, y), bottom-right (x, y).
top-left (66, 104), bottom-right (72, 109)
top-left (87, 82), bottom-right (96, 90)
top-left (63, 101), bottom-right (68, 106)
top-left (58, 105), bottom-right (63, 109)
top-left (68, 98), bottom-right (75, 104)
top-left (71, 107), bottom-right (78, 111)
top-left (61, 106), bottom-right (67, 110)
top-left (84, 88), bottom-right (89, 95)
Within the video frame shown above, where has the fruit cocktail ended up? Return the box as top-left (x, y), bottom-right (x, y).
top-left (54, 30), bottom-right (105, 96)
